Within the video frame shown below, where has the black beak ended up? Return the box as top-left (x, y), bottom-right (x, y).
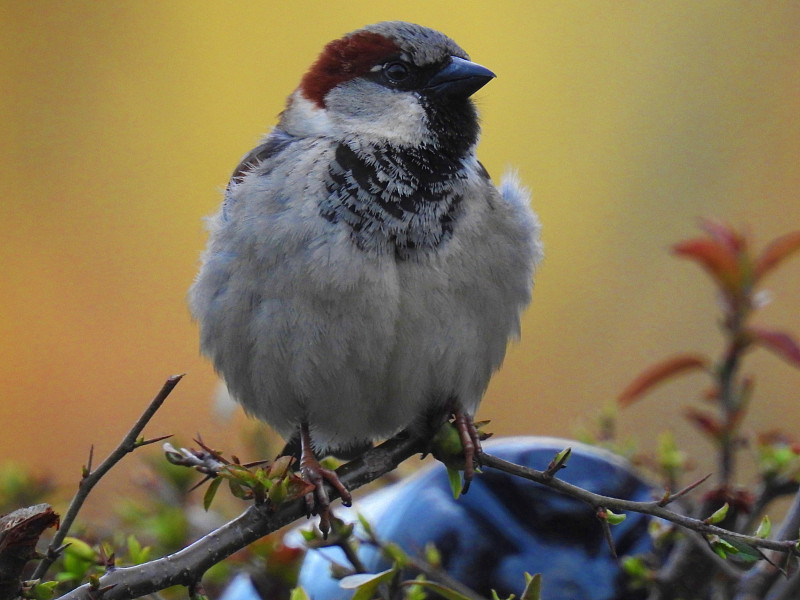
top-left (424, 56), bottom-right (496, 98)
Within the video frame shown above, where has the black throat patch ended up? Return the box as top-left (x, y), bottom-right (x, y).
top-left (320, 142), bottom-right (470, 260)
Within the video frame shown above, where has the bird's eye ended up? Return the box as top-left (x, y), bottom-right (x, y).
top-left (383, 61), bottom-right (411, 84)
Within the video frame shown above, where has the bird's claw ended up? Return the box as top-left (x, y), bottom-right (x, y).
top-left (454, 410), bottom-right (484, 494)
top-left (300, 450), bottom-right (352, 538)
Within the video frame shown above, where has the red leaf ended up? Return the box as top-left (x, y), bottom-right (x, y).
top-left (700, 219), bottom-right (747, 254)
top-left (753, 230), bottom-right (800, 282)
top-left (673, 238), bottom-right (741, 293)
top-left (619, 354), bottom-right (709, 407)
top-left (756, 429), bottom-right (795, 446)
top-left (684, 408), bottom-right (723, 439)
top-left (748, 326), bottom-right (800, 367)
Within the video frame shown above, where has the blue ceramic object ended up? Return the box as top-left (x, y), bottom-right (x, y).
top-left (296, 437), bottom-right (656, 599)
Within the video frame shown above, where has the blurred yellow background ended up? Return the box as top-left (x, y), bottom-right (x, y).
top-left (2, 2), bottom-right (799, 507)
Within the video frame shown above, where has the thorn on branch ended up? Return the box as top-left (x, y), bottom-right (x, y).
top-left (658, 473), bottom-right (712, 507)
top-left (135, 434), bottom-right (173, 448)
top-left (31, 375), bottom-right (185, 583)
top-left (82, 446), bottom-right (94, 480)
top-left (99, 545), bottom-right (116, 573)
top-left (87, 573), bottom-right (116, 598)
top-left (86, 584), bottom-right (115, 600)
top-left (48, 542), bottom-right (70, 561)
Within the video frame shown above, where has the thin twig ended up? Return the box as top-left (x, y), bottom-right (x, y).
top-left (400, 553), bottom-right (488, 600)
top-left (480, 453), bottom-right (800, 555)
top-left (717, 338), bottom-right (743, 486)
top-left (683, 528), bottom-right (744, 581)
top-left (32, 374), bottom-right (183, 580)
top-left (357, 516), bottom-right (487, 600)
top-left (338, 539), bottom-right (368, 575)
top-left (45, 421), bottom-right (800, 600)
top-left (56, 433), bottom-right (425, 600)
top-left (597, 510), bottom-right (618, 559)
top-left (660, 473), bottom-right (712, 506)
top-left (734, 490), bottom-right (800, 600)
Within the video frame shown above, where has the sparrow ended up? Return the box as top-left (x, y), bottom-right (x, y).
top-left (189, 21), bottom-right (542, 531)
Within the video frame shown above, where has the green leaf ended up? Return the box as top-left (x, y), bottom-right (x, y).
top-left (708, 535), bottom-right (737, 559)
top-left (340, 568), bottom-right (396, 600)
top-left (424, 542), bottom-right (441, 568)
top-left (288, 587), bottom-right (310, 600)
top-left (227, 478), bottom-right (250, 500)
top-left (269, 455), bottom-right (294, 478)
top-left (28, 581), bottom-right (59, 600)
top-left (719, 536), bottom-right (762, 562)
top-left (329, 517), bottom-right (354, 539)
top-left (706, 502), bottom-right (729, 524)
top-left (203, 477), bottom-right (223, 511)
top-left (127, 534), bottom-right (142, 564)
top-left (340, 569), bottom-right (395, 589)
top-left (520, 572), bottom-right (542, 600)
top-left (299, 528), bottom-right (317, 542)
top-left (431, 421), bottom-right (467, 470)
top-left (101, 541), bottom-right (115, 562)
top-left (553, 447), bottom-right (571, 468)
top-left (356, 513), bottom-right (374, 538)
top-left (755, 515), bottom-right (771, 539)
top-left (407, 581), bottom-right (476, 600)
top-left (61, 537), bottom-right (96, 581)
top-left (126, 535), bottom-right (151, 565)
top-left (267, 476), bottom-right (288, 505)
top-left (711, 542), bottom-right (728, 559)
top-left (63, 537), bottom-right (96, 561)
top-left (604, 509), bottom-right (627, 525)
top-left (447, 467), bottom-right (462, 500)
top-left (404, 576), bottom-right (429, 600)
top-left (382, 542), bottom-right (408, 568)
top-left (621, 556), bottom-right (649, 579)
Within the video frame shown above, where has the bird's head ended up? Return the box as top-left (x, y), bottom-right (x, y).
top-left (279, 21), bottom-right (495, 155)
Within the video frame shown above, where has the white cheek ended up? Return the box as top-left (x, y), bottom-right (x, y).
top-left (279, 91), bottom-right (334, 137)
top-left (326, 83), bottom-right (434, 147)
top-left (343, 93), bottom-right (431, 146)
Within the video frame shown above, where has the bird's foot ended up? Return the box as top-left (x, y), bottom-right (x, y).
top-left (299, 424), bottom-right (352, 538)
top-left (453, 410), bottom-right (484, 495)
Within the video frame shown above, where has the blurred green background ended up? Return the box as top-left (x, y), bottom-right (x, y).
top-left (2, 2), bottom-right (799, 506)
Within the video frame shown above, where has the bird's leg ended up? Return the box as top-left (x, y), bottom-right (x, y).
top-left (453, 409), bottom-right (483, 494)
top-left (299, 422), bottom-right (352, 537)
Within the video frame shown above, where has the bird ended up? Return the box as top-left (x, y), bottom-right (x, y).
top-left (189, 21), bottom-right (542, 532)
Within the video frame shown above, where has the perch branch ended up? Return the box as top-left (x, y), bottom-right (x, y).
top-left (480, 452), bottom-right (800, 555)
top-left (32, 374), bottom-right (182, 580)
top-left (57, 433), bottom-right (425, 600)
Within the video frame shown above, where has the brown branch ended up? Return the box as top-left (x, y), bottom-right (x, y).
top-left (46, 426), bottom-right (799, 600)
top-left (56, 433), bottom-right (425, 600)
top-left (0, 505), bottom-right (60, 600)
top-left (733, 490), bottom-right (800, 600)
top-left (399, 553), bottom-right (489, 600)
top-left (596, 509), bottom-right (618, 559)
top-left (356, 516), bottom-right (487, 600)
top-left (32, 375), bottom-right (183, 581)
top-left (480, 452), bottom-right (800, 556)
top-left (660, 473), bottom-right (712, 506)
